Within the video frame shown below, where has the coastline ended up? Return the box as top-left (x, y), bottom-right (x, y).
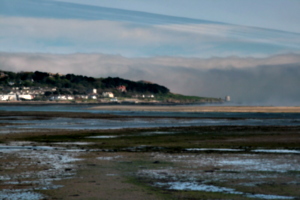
top-left (1, 101), bottom-right (300, 113)
top-left (0, 101), bottom-right (210, 106)
top-left (89, 105), bottom-right (300, 113)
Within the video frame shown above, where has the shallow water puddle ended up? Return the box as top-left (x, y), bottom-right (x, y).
top-left (52, 142), bottom-right (94, 145)
top-left (137, 153), bottom-right (300, 199)
top-left (185, 148), bottom-right (244, 152)
top-left (252, 149), bottom-right (300, 154)
top-left (139, 168), bottom-right (298, 199)
top-left (0, 189), bottom-right (45, 200)
top-left (153, 153), bottom-right (300, 172)
top-left (185, 148), bottom-right (300, 154)
top-left (0, 145), bottom-right (56, 151)
top-left (86, 135), bottom-right (118, 139)
top-left (141, 131), bottom-right (178, 135)
top-left (86, 131), bottom-right (178, 139)
top-left (0, 142), bottom-right (83, 199)
top-left (4, 115), bottom-right (300, 134)
top-left (156, 181), bottom-right (239, 193)
top-left (155, 181), bottom-right (294, 199)
top-left (97, 155), bottom-right (123, 160)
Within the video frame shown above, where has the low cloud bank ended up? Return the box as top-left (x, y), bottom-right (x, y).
top-left (1, 52), bottom-right (300, 105)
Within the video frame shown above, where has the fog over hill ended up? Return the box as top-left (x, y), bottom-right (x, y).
top-left (1, 53), bottom-right (300, 105)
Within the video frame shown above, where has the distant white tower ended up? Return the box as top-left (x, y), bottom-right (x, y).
top-left (225, 96), bottom-right (231, 102)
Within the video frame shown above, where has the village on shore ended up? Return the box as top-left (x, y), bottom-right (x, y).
top-left (0, 86), bottom-right (160, 103)
top-left (0, 86), bottom-right (229, 104)
top-left (0, 70), bottom-right (226, 104)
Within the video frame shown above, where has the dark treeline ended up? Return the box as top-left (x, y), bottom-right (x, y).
top-left (0, 70), bottom-right (170, 95)
top-left (102, 77), bottom-right (169, 94)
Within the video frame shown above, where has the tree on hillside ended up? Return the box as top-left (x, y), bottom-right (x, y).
top-left (33, 71), bottom-right (49, 82)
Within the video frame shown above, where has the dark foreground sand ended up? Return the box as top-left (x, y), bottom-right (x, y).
top-left (1, 111), bottom-right (300, 199)
top-left (90, 105), bottom-right (300, 113)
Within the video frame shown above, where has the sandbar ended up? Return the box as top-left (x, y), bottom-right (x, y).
top-left (89, 105), bottom-right (300, 113)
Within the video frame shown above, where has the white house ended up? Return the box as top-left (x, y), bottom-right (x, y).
top-left (67, 96), bottom-right (74, 100)
top-left (88, 95), bottom-right (97, 100)
top-left (0, 94), bottom-right (17, 101)
top-left (102, 92), bottom-right (114, 98)
top-left (146, 94), bottom-right (155, 98)
top-left (75, 95), bottom-right (88, 100)
top-left (225, 96), bottom-right (231, 102)
top-left (18, 94), bottom-right (34, 100)
top-left (88, 88), bottom-right (97, 94)
top-left (49, 95), bottom-right (75, 101)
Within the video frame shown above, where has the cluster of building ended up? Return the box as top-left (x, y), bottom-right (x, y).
top-left (0, 85), bottom-right (156, 102)
top-left (49, 94), bottom-right (98, 101)
top-left (0, 88), bottom-right (101, 101)
top-left (0, 86), bottom-right (57, 101)
top-left (0, 94), bottom-right (34, 101)
top-left (132, 94), bottom-right (155, 98)
top-left (8, 86), bottom-right (57, 95)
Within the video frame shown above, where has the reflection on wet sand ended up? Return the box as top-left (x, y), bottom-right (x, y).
top-left (0, 109), bottom-right (299, 199)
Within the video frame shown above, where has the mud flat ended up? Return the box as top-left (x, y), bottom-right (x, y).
top-left (89, 105), bottom-right (300, 113)
top-left (1, 111), bottom-right (300, 199)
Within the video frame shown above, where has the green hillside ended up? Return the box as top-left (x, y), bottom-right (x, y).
top-left (0, 70), bottom-right (169, 94)
top-left (0, 70), bottom-right (221, 103)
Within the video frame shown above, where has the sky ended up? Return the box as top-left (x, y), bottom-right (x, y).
top-left (1, 0), bottom-right (300, 105)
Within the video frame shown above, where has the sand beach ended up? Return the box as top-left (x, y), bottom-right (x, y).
top-left (90, 105), bottom-right (300, 113)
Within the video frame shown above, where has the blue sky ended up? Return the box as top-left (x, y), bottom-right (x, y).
top-left (1, 0), bottom-right (300, 57)
top-left (1, 0), bottom-right (300, 104)
top-left (55, 0), bottom-right (300, 33)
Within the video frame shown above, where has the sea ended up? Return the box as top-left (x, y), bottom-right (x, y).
top-left (1, 105), bottom-right (300, 133)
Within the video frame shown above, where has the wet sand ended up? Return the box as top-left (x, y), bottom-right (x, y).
top-left (1, 111), bottom-right (300, 199)
top-left (90, 105), bottom-right (300, 113)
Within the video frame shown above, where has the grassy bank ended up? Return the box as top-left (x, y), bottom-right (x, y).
top-left (156, 93), bottom-right (221, 103)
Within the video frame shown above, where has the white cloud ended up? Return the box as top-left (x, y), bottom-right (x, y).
top-left (1, 16), bottom-right (300, 57)
top-left (0, 17), bottom-right (163, 43)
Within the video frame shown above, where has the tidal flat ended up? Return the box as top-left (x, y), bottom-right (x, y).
top-left (0, 110), bottom-right (300, 200)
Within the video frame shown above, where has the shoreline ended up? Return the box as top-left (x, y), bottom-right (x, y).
top-left (89, 105), bottom-right (300, 113)
top-left (1, 101), bottom-right (300, 113)
top-left (0, 101), bottom-right (211, 106)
